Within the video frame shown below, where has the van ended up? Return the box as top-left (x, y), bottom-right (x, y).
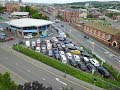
top-left (25, 41), bottom-right (30, 48)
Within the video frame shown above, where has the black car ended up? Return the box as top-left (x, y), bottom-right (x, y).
top-left (86, 63), bottom-right (96, 72)
top-left (84, 36), bottom-right (89, 39)
top-left (52, 43), bottom-right (57, 48)
top-left (69, 59), bottom-right (77, 67)
top-left (81, 51), bottom-right (92, 58)
top-left (56, 37), bottom-right (65, 41)
top-left (77, 61), bottom-right (86, 71)
top-left (97, 66), bottom-right (110, 78)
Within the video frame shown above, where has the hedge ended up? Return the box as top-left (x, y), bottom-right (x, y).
top-left (13, 45), bottom-right (120, 90)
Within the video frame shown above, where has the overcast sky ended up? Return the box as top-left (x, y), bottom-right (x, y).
top-left (5, 0), bottom-right (120, 3)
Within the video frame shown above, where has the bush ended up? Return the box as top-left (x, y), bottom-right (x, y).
top-left (13, 45), bottom-right (120, 90)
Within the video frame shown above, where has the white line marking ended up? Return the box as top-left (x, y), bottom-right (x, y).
top-left (42, 78), bottom-right (45, 80)
top-left (56, 78), bottom-right (67, 86)
top-left (27, 69), bottom-right (30, 72)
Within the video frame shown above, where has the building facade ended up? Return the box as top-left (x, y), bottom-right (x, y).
top-left (70, 22), bottom-right (120, 50)
top-left (7, 18), bottom-right (53, 38)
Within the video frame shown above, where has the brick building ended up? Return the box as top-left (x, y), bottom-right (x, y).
top-left (59, 9), bottom-right (87, 23)
top-left (71, 21), bottom-right (120, 50)
top-left (5, 2), bottom-right (20, 12)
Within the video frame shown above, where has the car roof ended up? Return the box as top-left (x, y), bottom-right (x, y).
top-left (90, 58), bottom-right (99, 64)
top-left (83, 57), bottom-right (89, 61)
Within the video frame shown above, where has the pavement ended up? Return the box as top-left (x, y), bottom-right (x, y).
top-left (0, 42), bottom-right (104, 90)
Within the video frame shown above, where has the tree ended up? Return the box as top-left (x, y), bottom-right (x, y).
top-left (32, 12), bottom-right (40, 19)
top-left (0, 7), bottom-right (5, 13)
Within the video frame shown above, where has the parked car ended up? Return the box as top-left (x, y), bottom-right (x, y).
top-left (24, 35), bottom-right (33, 39)
top-left (47, 44), bottom-right (52, 50)
top-left (64, 48), bottom-right (69, 53)
top-left (56, 37), bottom-right (65, 41)
top-left (0, 25), bottom-right (4, 31)
top-left (70, 50), bottom-right (81, 55)
top-left (61, 55), bottom-right (67, 64)
top-left (81, 57), bottom-right (89, 64)
top-left (66, 53), bottom-right (73, 60)
top-left (46, 40), bottom-right (51, 45)
top-left (97, 66), bottom-right (110, 78)
top-left (4, 37), bottom-right (14, 41)
top-left (25, 41), bottom-right (30, 48)
top-left (31, 41), bottom-right (36, 47)
top-left (60, 43), bottom-right (66, 48)
top-left (37, 39), bottom-right (41, 44)
top-left (69, 59), bottom-right (77, 67)
top-left (52, 37), bottom-right (58, 42)
top-left (77, 61), bottom-right (86, 71)
top-left (36, 47), bottom-right (41, 53)
top-left (75, 46), bottom-right (84, 52)
top-left (58, 46), bottom-right (64, 51)
top-left (86, 63), bottom-right (96, 72)
top-left (47, 50), bottom-right (53, 57)
top-left (73, 55), bottom-right (80, 62)
top-left (53, 48), bottom-right (59, 54)
top-left (52, 43), bottom-right (57, 48)
top-left (81, 51), bottom-right (92, 58)
top-left (59, 51), bottom-right (65, 56)
top-left (47, 32), bottom-right (53, 37)
top-left (18, 40), bottom-right (24, 45)
top-left (84, 36), bottom-right (89, 39)
top-left (54, 53), bottom-right (60, 60)
top-left (89, 58), bottom-right (100, 67)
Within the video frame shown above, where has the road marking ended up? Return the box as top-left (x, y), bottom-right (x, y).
top-left (0, 63), bottom-right (27, 82)
top-left (42, 78), bottom-right (45, 81)
top-left (27, 69), bottom-right (30, 72)
top-left (56, 78), bottom-right (67, 86)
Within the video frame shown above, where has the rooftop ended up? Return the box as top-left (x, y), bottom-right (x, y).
top-left (84, 21), bottom-right (120, 35)
top-left (11, 12), bottom-right (29, 16)
top-left (107, 9), bottom-right (120, 13)
top-left (7, 18), bottom-right (53, 28)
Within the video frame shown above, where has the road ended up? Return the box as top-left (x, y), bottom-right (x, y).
top-left (48, 14), bottom-right (120, 71)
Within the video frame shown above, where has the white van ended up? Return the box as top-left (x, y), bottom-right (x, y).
top-left (25, 41), bottom-right (30, 48)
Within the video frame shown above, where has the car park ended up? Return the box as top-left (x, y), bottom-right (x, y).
top-left (77, 61), bottom-right (86, 71)
top-left (89, 58), bottom-right (100, 67)
top-left (52, 42), bottom-right (57, 48)
top-left (66, 53), bottom-right (73, 60)
top-left (86, 63), bottom-right (96, 72)
top-left (32, 41), bottom-right (36, 47)
top-left (70, 50), bottom-right (81, 55)
top-left (37, 39), bottom-right (41, 44)
top-left (47, 44), bottom-right (52, 50)
top-left (56, 37), bottom-right (65, 41)
top-left (53, 48), bottom-right (59, 54)
top-left (73, 55), bottom-right (80, 62)
top-left (60, 43), bottom-right (66, 48)
top-left (46, 40), bottom-right (51, 45)
top-left (97, 66), bottom-right (110, 78)
top-left (58, 46), bottom-right (64, 51)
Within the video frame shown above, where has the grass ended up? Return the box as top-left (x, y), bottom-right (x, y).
top-left (0, 16), bottom-right (4, 20)
top-left (13, 45), bottom-right (120, 90)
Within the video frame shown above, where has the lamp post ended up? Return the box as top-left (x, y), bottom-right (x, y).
top-left (93, 78), bottom-right (97, 90)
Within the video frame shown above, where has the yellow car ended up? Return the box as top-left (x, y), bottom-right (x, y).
top-left (70, 50), bottom-right (81, 55)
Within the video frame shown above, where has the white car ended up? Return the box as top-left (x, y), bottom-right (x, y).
top-left (89, 58), bottom-right (100, 67)
top-left (59, 51), bottom-right (65, 56)
top-left (36, 47), bottom-right (41, 53)
top-left (61, 55), bottom-right (67, 64)
top-left (73, 55), bottom-right (80, 62)
top-left (52, 37), bottom-right (58, 42)
top-left (46, 40), bottom-right (51, 44)
top-left (31, 41), bottom-right (36, 47)
top-left (0, 25), bottom-right (4, 31)
top-left (83, 57), bottom-right (89, 62)
top-left (24, 35), bottom-right (33, 39)
top-left (47, 44), bottom-right (52, 50)
top-left (37, 39), bottom-right (40, 44)
top-left (66, 53), bottom-right (72, 60)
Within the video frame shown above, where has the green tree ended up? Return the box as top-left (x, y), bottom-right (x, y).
top-left (32, 12), bottom-right (40, 19)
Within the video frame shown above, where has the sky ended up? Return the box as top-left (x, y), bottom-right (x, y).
top-left (3, 0), bottom-right (120, 4)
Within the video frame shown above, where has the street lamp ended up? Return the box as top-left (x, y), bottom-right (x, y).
top-left (93, 78), bottom-right (97, 90)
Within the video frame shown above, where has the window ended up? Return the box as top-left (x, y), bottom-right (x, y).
top-left (107, 35), bottom-right (111, 42)
top-left (102, 33), bottom-right (106, 39)
top-left (98, 31), bottom-right (101, 36)
top-left (94, 30), bottom-right (96, 35)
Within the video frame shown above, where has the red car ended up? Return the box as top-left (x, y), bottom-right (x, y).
top-left (5, 37), bottom-right (14, 41)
